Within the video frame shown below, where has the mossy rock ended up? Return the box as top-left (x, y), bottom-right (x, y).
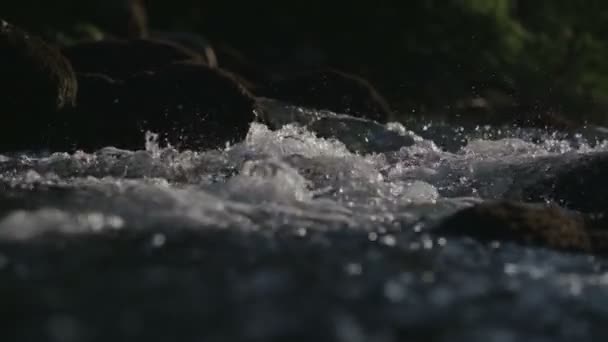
top-left (435, 201), bottom-right (599, 254)
top-left (0, 20), bottom-right (78, 151)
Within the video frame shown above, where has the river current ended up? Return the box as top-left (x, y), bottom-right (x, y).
top-left (3, 102), bottom-right (608, 341)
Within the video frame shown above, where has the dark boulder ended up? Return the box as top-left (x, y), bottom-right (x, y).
top-left (434, 201), bottom-right (601, 254)
top-left (213, 43), bottom-right (266, 91)
top-left (522, 152), bottom-right (608, 215)
top-left (69, 62), bottom-right (255, 151)
top-left (123, 62), bottom-right (256, 150)
top-left (61, 38), bottom-right (203, 80)
top-left (79, 0), bottom-right (148, 39)
top-left (258, 68), bottom-right (393, 122)
top-left (75, 73), bottom-right (125, 107)
top-left (0, 20), bottom-right (78, 151)
top-left (61, 73), bottom-right (128, 150)
top-left (151, 31), bottom-right (218, 68)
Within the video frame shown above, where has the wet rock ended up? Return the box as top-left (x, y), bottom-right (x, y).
top-left (63, 63), bottom-right (255, 151)
top-left (61, 73), bottom-right (127, 150)
top-left (213, 43), bottom-right (266, 90)
top-left (0, 20), bottom-right (78, 151)
top-left (152, 31), bottom-right (218, 68)
top-left (522, 152), bottom-right (608, 215)
top-left (75, 73), bottom-right (125, 106)
top-left (62, 38), bottom-right (203, 80)
top-left (435, 201), bottom-right (598, 254)
top-left (308, 115), bottom-right (414, 154)
top-left (60, 63), bottom-right (255, 151)
top-left (254, 97), bottom-right (413, 153)
top-left (120, 62), bottom-right (256, 150)
top-left (259, 68), bottom-right (393, 122)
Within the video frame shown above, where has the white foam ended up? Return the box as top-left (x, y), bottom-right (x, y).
top-left (0, 104), bottom-right (607, 239)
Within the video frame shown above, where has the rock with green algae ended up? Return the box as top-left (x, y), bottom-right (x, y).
top-left (434, 201), bottom-right (608, 255)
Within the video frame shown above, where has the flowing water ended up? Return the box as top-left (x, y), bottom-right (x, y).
top-left (3, 102), bottom-right (608, 341)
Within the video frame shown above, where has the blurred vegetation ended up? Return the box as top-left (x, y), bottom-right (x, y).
top-left (3, 0), bottom-right (608, 124)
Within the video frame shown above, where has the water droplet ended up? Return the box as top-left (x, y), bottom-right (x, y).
top-left (384, 280), bottom-right (405, 302)
top-left (47, 315), bottom-right (83, 342)
top-left (367, 232), bottom-right (378, 241)
top-left (24, 170), bottom-right (41, 184)
top-left (380, 235), bottom-right (396, 247)
top-left (490, 241), bottom-right (501, 249)
top-left (345, 262), bottom-right (362, 276)
top-left (409, 242), bottom-right (421, 251)
top-left (504, 263), bottom-right (518, 275)
top-left (295, 227), bottom-right (307, 237)
top-left (151, 233), bottom-right (166, 248)
top-left (0, 254), bottom-right (9, 269)
top-left (334, 314), bottom-right (365, 342)
top-left (421, 271), bottom-right (436, 283)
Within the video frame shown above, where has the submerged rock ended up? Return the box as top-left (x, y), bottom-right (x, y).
top-left (259, 68), bottom-right (393, 122)
top-left (62, 38), bottom-right (203, 79)
top-left (435, 201), bottom-right (601, 254)
top-left (0, 20), bottom-right (78, 151)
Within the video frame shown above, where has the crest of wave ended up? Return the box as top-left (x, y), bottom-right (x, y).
top-left (0, 122), bottom-right (449, 240)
